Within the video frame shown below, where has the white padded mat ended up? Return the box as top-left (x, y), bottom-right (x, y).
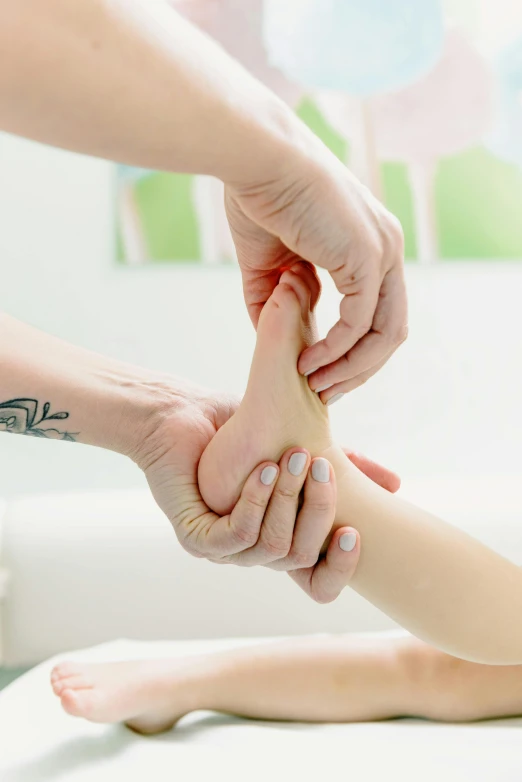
top-left (0, 639), bottom-right (521, 782)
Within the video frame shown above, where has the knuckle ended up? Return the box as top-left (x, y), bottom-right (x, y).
top-left (312, 589), bottom-right (335, 605)
top-left (313, 576), bottom-right (346, 603)
top-left (231, 523), bottom-right (259, 549)
top-left (358, 319), bottom-right (373, 337)
top-left (243, 489), bottom-right (270, 510)
top-left (260, 536), bottom-right (292, 560)
top-left (387, 322), bottom-right (408, 348)
top-left (383, 213), bottom-right (405, 258)
top-left (273, 484), bottom-right (299, 502)
top-left (288, 550), bottom-right (319, 569)
top-left (209, 556), bottom-right (229, 565)
top-left (397, 323), bottom-right (409, 344)
top-left (305, 499), bottom-right (335, 515)
top-left (179, 534), bottom-right (205, 559)
top-left (390, 215), bottom-right (405, 249)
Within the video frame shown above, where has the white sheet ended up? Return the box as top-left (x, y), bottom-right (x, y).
top-left (0, 639), bottom-right (521, 782)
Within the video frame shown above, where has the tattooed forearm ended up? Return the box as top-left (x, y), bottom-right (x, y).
top-left (0, 399), bottom-right (78, 442)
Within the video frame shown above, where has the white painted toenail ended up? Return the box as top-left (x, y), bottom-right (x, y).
top-left (288, 452), bottom-right (307, 476)
top-left (312, 458), bottom-right (330, 483)
top-left (314, 384), bottom-right (333, 394)
top-left (303, 368), bottom-right (317, 377)
top-left (261, 466), bottom-right (278, 486)
top-left (326, 393), bottom-right (344, 406)
top-left (339, 532), bottom-right (357, 552)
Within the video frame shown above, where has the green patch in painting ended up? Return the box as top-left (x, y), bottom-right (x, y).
top-left (299, 99), bottom-right (417, 261)
top-left (381, 163), bottom-right (417, 261)
top-left (115, 217), bottom-right (125, 264)
top-left (135, 172), bottom-right (199, 262)
top-left (116, 103), bottom-right (522, 264)
top-left (297, 97), bottom-right (347, 162)
top-left (437, 147), bottom-right (522, 259)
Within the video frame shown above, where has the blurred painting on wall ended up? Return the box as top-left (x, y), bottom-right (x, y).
top-left (115, 0), bottom-right (522, 265)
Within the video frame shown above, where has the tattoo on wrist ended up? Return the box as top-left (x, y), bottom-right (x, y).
top-left (0, 399), bottom-right (78, 442)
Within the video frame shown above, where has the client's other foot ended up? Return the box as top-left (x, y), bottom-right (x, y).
top-left (50, 658), bottom-right (206, 735)
top-left (199, 263), bottom-right (357, 532)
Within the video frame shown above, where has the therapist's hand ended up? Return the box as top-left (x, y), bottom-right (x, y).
top-left (135, 385), bottom-right (399, 571)
top-left (288, 450), bottom-right (401, 604)
top-left (226, 139), bottom-right (407, 404)
top-left (138, 386), bottom-right (335, 567)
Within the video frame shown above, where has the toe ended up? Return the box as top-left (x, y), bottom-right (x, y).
top-left (281, 262), bottom-right (320, 313)
top-left (61, 689), bottom-right (97, 719)
top-left (279, 269), bottom-right (311, 316)
top-left (266, 277), bottom-right (303, 316)
top-left (51, 661), bottom-right (79, 681)
top-left (259, 274), bottom-right (311, 344)
top-left (52, 674), bottom-right (90, 696)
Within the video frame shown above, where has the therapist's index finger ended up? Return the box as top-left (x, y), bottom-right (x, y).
top-left (297, 272), bottom-right (380, 379)
top-left (299, 266), bottom-right (408, 391)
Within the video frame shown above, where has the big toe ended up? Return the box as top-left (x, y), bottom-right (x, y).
top-left (258, 269), bottom-right (316, 355)
top-left (282, 262), bottom-right (321, 312)
top-left (61, 689), bottom-right (97, 719)
top-left (52, 674), bottom-right (89, 696)
top-left (51, 661), bottom-right (80, 682)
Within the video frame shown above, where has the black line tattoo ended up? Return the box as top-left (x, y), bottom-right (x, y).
top-left (0, 399), bottom-right (79, 442)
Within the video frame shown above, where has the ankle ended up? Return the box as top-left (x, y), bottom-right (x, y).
top-left (176, 656), bottom-right (224, 715)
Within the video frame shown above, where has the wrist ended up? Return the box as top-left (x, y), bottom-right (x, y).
top-left (220, 93), bottom-right (319, 189)
top-left (108, 369), bottom-right (207, 463)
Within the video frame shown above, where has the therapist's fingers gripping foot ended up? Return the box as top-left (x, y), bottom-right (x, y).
top-left (267, 457), bottom-right (337, 571)
top-left (220, 448), bottom-right (313, 566)
top-left (220, 451), bottom-right (335, 568)
top-left (206, 446), bottom-right (329, 563)
top-left (288, 527), bottom-right (361, 604)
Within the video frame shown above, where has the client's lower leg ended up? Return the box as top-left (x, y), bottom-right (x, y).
top-left (50, 637), bottom-right (522, 734)
top-left (198, 265), bottom-right (522, 664)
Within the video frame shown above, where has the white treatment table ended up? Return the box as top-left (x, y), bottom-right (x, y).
top-left (0, 637), bottom-right (521, 782)
top-left (0, 485), bottom-right (521, 781)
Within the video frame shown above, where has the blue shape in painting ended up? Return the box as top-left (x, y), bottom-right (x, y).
top-left (488, 35), bottom-right (522, 167)
top-left (263, 0), bottom-right (445, 96)
top-left (118, 164), bottom-right (153, 182)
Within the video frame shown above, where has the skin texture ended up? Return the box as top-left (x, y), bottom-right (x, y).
top-left (198, 264), bottom-right (522, 664)
top-left (0, 0), bottom-right (405, 580)
top-left (50, 634), bottom-right (522, 734)
top-left (0, 0), bottom-right (407, 392)
top-left (0, 312), bottom-right (397, 586)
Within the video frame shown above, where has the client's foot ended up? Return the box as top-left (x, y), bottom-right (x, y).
top-left (50, 658), bottom-right (206, 735)
top-left (199, 263), bottom-right (348, 516)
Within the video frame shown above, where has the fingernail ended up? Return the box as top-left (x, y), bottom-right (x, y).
top-left (311, 458), bottom-right (330, 483)
top-left (326, 393), bottom-right (344, 407)
top-left (339, 532), bottom-right (357, 552)
top-left (303, 368), bottom-right (317, 377)
top-left (260, 466), bottom-right (278, 486)
top-left (314, 384), bottom-right (333, 394)
top-left (288, 452), bottom-right (307, 476)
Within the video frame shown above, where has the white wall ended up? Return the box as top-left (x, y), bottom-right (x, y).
top-left (1, 133), bottom-right (522, 499)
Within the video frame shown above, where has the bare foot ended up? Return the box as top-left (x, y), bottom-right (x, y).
top-left (198, 263), bottom-right (358, 538)
top-left (50, 658), bottom-right (205, 735)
